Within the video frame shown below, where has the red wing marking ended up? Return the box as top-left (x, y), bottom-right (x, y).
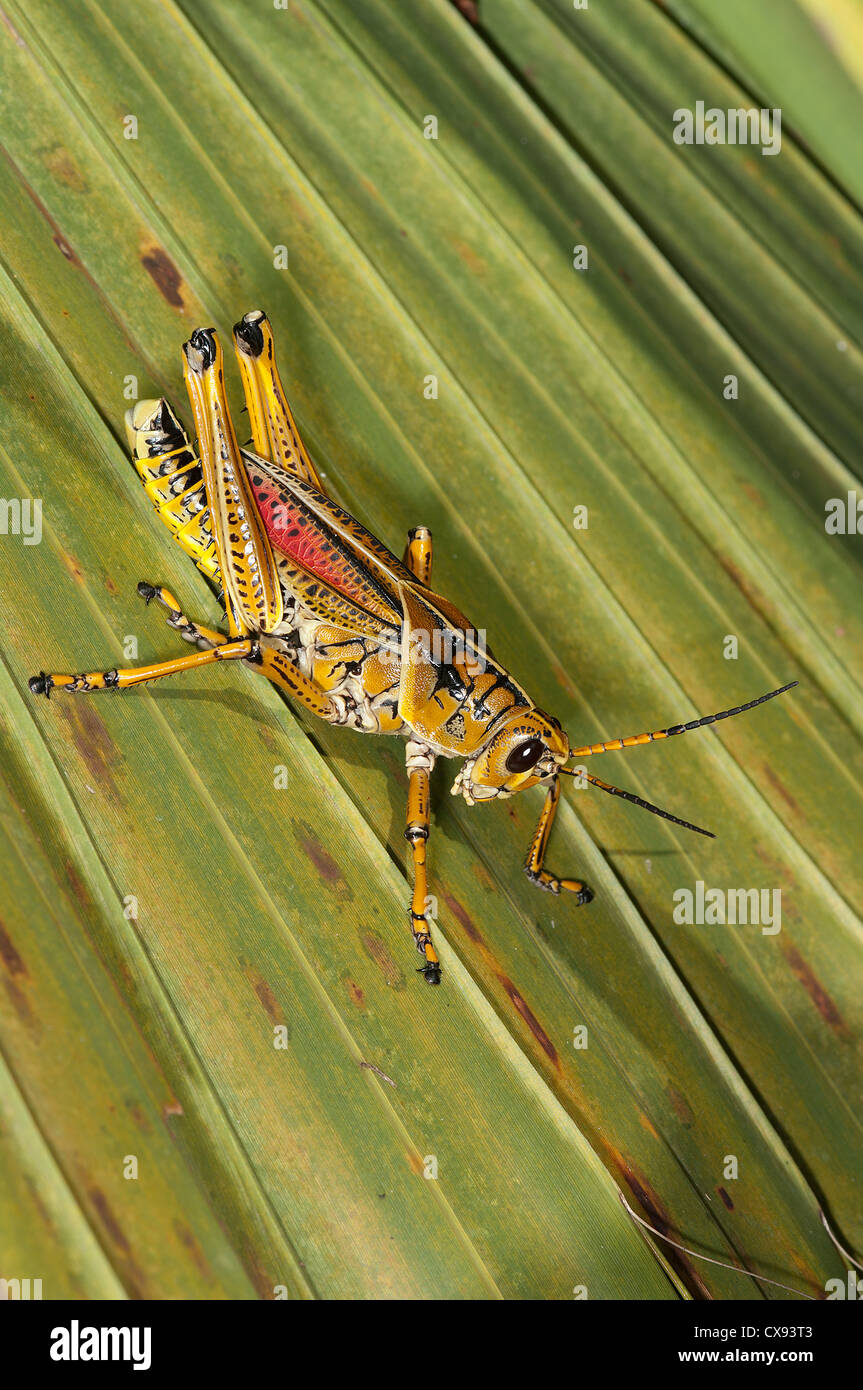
top-left (248, 471), bottom-right (399, 624)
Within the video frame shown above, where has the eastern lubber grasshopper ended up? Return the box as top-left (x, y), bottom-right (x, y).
top-left (30, 312), bottom-right (797, 984)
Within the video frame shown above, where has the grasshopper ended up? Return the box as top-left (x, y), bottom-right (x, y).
top-left (30, 311), bottom-right (797, 984)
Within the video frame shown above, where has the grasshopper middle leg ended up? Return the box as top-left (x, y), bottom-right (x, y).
top-left (137, 581), bottom-right (228, 649)
top-left (403, 526), bottom-right (433, 585)
top-left (404, 739), bottom-right (441, 985)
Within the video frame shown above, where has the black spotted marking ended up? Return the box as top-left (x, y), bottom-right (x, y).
top-left (445, 711), bottom-right (466, 739)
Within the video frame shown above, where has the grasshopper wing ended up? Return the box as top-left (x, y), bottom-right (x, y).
top-left (245, 452), bottom-right (415, 630)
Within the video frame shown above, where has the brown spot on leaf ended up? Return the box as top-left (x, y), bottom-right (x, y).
top-left (345, 977), bottom-right (365, 1008)
top-left (126, 1102), bottom-right (152, 1134)
top-left (59, 700), bottom-right (120, 793)
top-left (405, 1150), bottom-right (425, 1176)
top-left (761, 763), bottom-right (801, 817)
top-left (620, 1165), bottom-right (712, 1299)
top-left (1, 154), bottom-right (103, 290)
top-left (244, 973), bottom-right (284, 1028)
top-left (163, 1098), bottom-right (184, 1118)
top-left (741, 482), bottom-right (765, 509)
top-left (84, 1182), bottom-right (149, 1295)
top-left (497, 973), bottom-right (559, 1068)
top-left (451, 0), bottom-right (479, 23)
top-left (3, 977), bottom-right (36, 1030)
top-left (64, 859), bottom-right (90, 908)
top-left (59, 549), bottom-right (85, 583)
top-left (43, 145), bottom-right (89, 194)
top-left (453, 239), bottom-right (486, 276)
top-left (442, 891), bottom-right (482, 943)
top-left (140, 244), bottom-right (185, 309)
top-left (361, 932), bottom-right (405, 989)
top-left (234, 1228), bottom-right (288, 1299)
top-left (781, 941), bottom-right (844, 1030)
top-left (715, 553), bottom-right (759, 605)
top-left (717, 1186), bottom-right (735, 1211)
top-left (174, 1220), bottom-right (212, 1281)
top-left (254, 978), bottom-right (284, 1023)
top-left (550, 661), bottom-right (577, 698)
top-left (471, 860), bottom-right (496, 892)
top-left (88, 1186), bottom-right (131, 1254)
top-left (23, 1174), bottom-right (55, 1233)
top-left (53, 234), bottom-right (78, 263)
top-left (218, 250), bottom-right (244, 288)
top-left (294, 821), bottom-right (352, 896)
top-left (638, 1112), bottom-right (660, 1141)
top-left (752, 843), bottom-right (795, 891)
top-left (666, 1084), bottom-right (694, 1127)
top-left (256, 725), bottom-right (278, 754)
top-left (305, 840), bottom-right (344, 886)
top-left (0, 921), bottom-right (26, 977)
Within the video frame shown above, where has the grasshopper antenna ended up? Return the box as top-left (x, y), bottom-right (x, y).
top-left (560, 768), bottom-right (715, 837)
top-left (568, 682), bottom-right (798, 760)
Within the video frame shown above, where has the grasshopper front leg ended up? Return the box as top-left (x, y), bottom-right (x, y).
top-left (525, 776), bottom-right (593, 902)
top-left (404, 739), bottom-right (441, 985)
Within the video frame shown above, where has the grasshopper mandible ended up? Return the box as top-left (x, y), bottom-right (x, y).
top-left (30, 311), bottom-right (797, 984)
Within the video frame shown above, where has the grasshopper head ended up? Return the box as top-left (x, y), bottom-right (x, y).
top-left (451, 708), bottom-right (569, 805)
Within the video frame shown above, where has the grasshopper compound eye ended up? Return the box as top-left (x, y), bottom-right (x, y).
top-left (505, 738), bottom-right (544, 774)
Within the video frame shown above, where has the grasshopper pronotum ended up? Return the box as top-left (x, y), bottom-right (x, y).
top-left (30, 312), bottom-right (796, 984)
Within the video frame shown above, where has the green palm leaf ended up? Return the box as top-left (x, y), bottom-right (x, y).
top-left (0, 0), bottom-right (859, 1299)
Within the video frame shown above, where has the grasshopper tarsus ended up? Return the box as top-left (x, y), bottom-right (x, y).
top-left (29, 671), bottom-right (52, 699)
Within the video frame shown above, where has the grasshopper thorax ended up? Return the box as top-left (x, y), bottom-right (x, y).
top-left (450, 707), bottom-right (569, 804)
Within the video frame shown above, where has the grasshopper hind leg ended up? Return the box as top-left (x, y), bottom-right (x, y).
top-left (232, 310), bottom-right (328, 494)
top-left (28, 638), bottom-right (256, 698)
top-left (126, 399), bottom-right (221, 584)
